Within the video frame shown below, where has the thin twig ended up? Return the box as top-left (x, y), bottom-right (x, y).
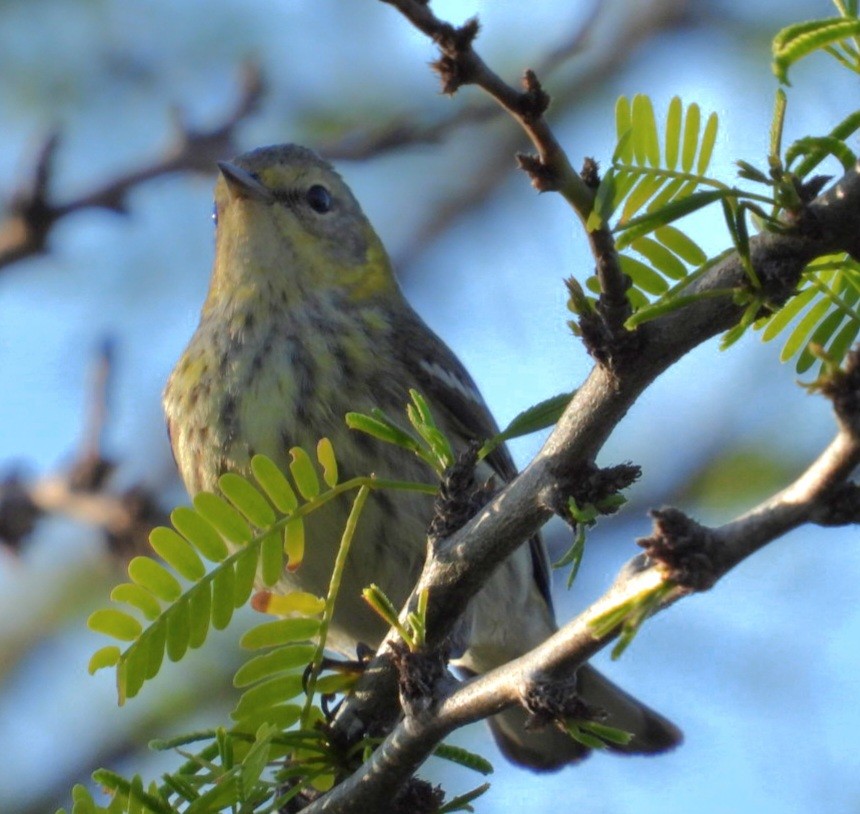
top-left (0, 61), bottom-right (263, 272)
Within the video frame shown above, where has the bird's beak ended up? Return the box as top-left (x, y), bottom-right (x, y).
top-left (217, 161), bottom-right (275, 203)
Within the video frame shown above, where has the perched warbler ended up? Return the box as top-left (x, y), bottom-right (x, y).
top-left (163, 144), bottom-right (680, 769)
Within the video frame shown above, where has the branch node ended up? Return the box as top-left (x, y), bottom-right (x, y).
top-left (389, 640), bottom-right (452, 719)
top-left (809, 346), bottom-right (860, 435)
top-left (427, 441), bottom-right (492, 544)
top-left (430, 18), bottom-right (480, 94)
top-left (545, 461), bottom-right (641, 524)
top-left (515, 152), bottom-right (559, 192)
top-left (521, 673), bottom-right (591, 730)
top-left (517, 69), bottom-right (550, 123)
top-left (638, 508), bottom-right (719, 591)
top-left (580, 156), bottom-right (601, 189)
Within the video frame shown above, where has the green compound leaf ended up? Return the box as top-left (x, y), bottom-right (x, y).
top-left (171, 506), bottom-right (228, 562)
top-left (629, 237), bottom-right (688, 281)
top-left (234, 644), bottom-right (317, 687)
top-left (316, 437), bottom-right (339, 487)
top-left (88, 645), bottom-right (121, 674)
top-left (192, 492), bottom-right (253, 545)
top-left (148, 527), bottom-right (206, 582)
top-left (231, 674), bottom-right (305, 720)
top-left (234, 545), bottom-right (259, 607)
top-left (480, 391), bottom-right (573, 458)
top-left (758, 256), bottom-right (860, 373)
top-left (289, 447), bottom-right (320, 500)
top-left (211, 563), bottom-right (236, 630)
top-left (188, 584), bottom-right (211, 649)
top-left (654, 225), bottom-right (707, 266)
top-left (697, 112), bottom-right (719, 174)
top-left (218, 472), bottom-right (277, 528)
top-left (260, 530), bottom-right (284, 587)
top-left (773, 16), bottom-right (860, 83)
top-left (166, 599), bottom-right (191, 662)
top-left (110, 583), bottom-right (161, 621)
top-left (664, 95), bottom-right (682, 170)
top-left (251, 454), bottom-right (299, 514)
top-left (785, 135), bottom-right (857, 172)
top-left (240, 618), bottom-right (322, 650)
top-left (128, 557), bottom-right (182, 603)
top-left (345, 410), bottom-right (423, 454)
top-left (631, 94), bottom-right (660, 166)
top-left (438, 783), bottom-right (492, 814)
top-left (284, 518), bottom-right (305, 572)
top-left (681, 102), bottom-right (701, 172)
top-left (789, 110), bottom-right (860, 178)
top-left (618, 255), bottom-right (669, 296)
top-left (433, 743), bottom-right (494, 775)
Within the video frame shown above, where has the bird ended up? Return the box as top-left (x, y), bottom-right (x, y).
top-left (163, 143), bottom-right (681, 769)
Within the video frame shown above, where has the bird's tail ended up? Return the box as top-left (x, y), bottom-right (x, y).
top-left (484, 664), bottom-right (681, 771)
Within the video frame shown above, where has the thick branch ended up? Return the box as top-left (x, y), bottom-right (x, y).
top-left (311, 396), bottom-right (860, 812)
top-left (326, 161), bottom-right (860, 796)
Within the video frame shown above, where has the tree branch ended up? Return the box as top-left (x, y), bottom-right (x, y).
top-left (379, 0), bottom-right (590, 214)
top-left (0, 62), bottom-right (263, 273)
top-left (310, 349), bottom-right (860, 812)
top-left (321, 160), bottom-right (860, 809)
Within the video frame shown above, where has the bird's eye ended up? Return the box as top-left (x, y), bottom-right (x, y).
top-left (306, 184), bottom-right (333, 214)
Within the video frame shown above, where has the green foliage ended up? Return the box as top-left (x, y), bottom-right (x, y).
top-left (553, 495), bottom-right (626, 589)
top-left (347, 389), bottom-right (455, 476)
top-left (564, 720), bottom-right (634, 750)
top-left (578, 0), bottom-right (860, 372)
top-left (82, 427), bottom-right (493, 812)
top-left (584, 91), bottom-right (776, 320)
top-left (479, 391), bottom-right (574, 459)
top-left (772, 9), bottom-right (860, 84)
top-left (362, 583), bottom-right (429, 651)
top-left (589, 582), bottom-right (675, 660)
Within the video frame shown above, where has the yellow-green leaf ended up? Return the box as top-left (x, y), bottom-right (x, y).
top-left (316, 438), bottom-right (338, 487)
top-left (240, 618), bottom-right (322, 650)
top-left (697, 112), bottom-right (719, 175)
top-left (630, 237), bottom-right (687, 281)
top-left (88, 645), bottom-right (122, 674)
top-left (193, 492), bottom-right (252, 544)
top-left (654, 225), bottom-right (707, 266)
top-left (251, 454), bottom-right (299, 514)
top-left (234, 546), bottom-right (258, 607)
top-left (233, 644), bottom-right (317, 687)
top-left (166, 600), bottom-right (190, 662)
top-left (261, 591), bottom-right (326, 617)
top-left (260, 531), bottom-right (283, 587)
top-left (189, 583), bottom-right (211, 649)
top-left (232, 675), bottom-right (305, 719)
top-left (285, 519), bottom-right (305, 572)
top-left (618, 255), bottom-right (669, 295)
top-left (127, 557), bottom-right (182, 602)
top-left (149, 527), bottom-right (206, 582)
top-left (664, 96), bottom-right (682, 170)
top-left (212, 564), bottom-right (236, 630)
top-left (110, 583), bottom-right (161, 621)
top-left (171, 507), bottom-right (228, 562)
top-left (289, 447), bottom-right (319, 500)
top-left (218, 472), bottom-right (276, 527)
top-left (681, 103), bottom-right (701, 172)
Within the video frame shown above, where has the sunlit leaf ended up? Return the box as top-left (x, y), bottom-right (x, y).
top-left (219, 472), bottom-right (276, 527)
